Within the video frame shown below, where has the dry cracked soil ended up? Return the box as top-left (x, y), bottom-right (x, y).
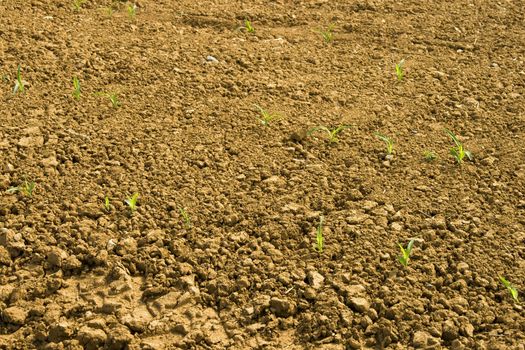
top-left (0, 0), bottom-right (525, 349)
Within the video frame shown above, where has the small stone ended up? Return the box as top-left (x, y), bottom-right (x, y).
top-left (115, 237), bottom-right (137, 256)
top-left (442, 320), bottom-right (459, 341)
top-left (461, 322), bottom-right (474, 337)
top-left (41, 156), bottom-right (59, 167)
top-left (449, 296), bottom-right (468, 314)
top-left (303, 287), bottom-right (317, 300)
top-left (481, 156), bottom-right (497, 166)
top-left (0, 246), bottom-right (11, 265)
top-left (17, 136), bottom-right (44, 148)
top-left (269, 297), bottom-right (296, 317)
top-left (390, 222), bottom-right (403, 231)
top-left (348, 189), bottom-right (363, 201)
top-left (348, 284), bottom-right (366, 296)
top-left (412, 331), bottom-right (436, 348)
top-left (48, 321), bottom-right (74, 342)
top-left (63, 255), bottom-right (82, 270)
top-left (77, 326), bottom-right (107, 350)
top-left (346, 213), bottom-right (368, 225)
top-left (306, 270), bottom-right (325, 289)
top-left (106, 325), bottom-right (133, 350)
top-left (107, 239), bottom-right (117, 251)
top-left (349, 297), bottom-right (370, 313)
top-left (2, 306), bottom-right (27, 325)
top-left (457, 262), bottom-right (469, 273)
top-left (0, 228), bottom-right (25, 256)
top-left (362, 201), bottom-right (378, 211)
top-left (206, 55), bottom-right (219, 63)
top-left (47, 247), bottom-right (68, 268)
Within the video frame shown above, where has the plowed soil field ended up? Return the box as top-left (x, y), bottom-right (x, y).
top-left (1, 0), bottom-right (524, 349)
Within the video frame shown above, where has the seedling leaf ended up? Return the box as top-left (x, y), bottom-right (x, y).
top-left (316, 215), bottom-right (324, 253)
top-left (375, 133), bottom-right (394, 155)
top-left (125, 193), bottom-right (139, 213)
top-left (398, 239), bottom-right (415, 267)
top-left (499, 276), bottom-right (519, 303)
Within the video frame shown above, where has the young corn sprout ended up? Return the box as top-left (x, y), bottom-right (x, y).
top-left (254, 104), bottom-right (281, 126)
top-left (398, 239), bottom-right (415, 267)
top-left (244, 19), bottom-right (255, 33)
top-left (395, 59), bottom-right (405, 81)
top-left (125, 193), bottom-right (139, 214)
top-left (315, 215), bottom-right (324, 253)
top-left (127, 3), bottom-right (137, 19)
top-left (13, 65), bottom-right (25, 94)
top-left (104, 196), bottom-right (111, 212)
top-left (6, 179), bottom-right (36, 198)
top-left (499, 276), bottom-right (519, 303)
top-left (445, 129), bottom-right (472, 164)
top-left (308, 125), bottom-right (351, 143)
top-left (72, 77), bottom-right (81, 100)
top-left (375, 133), bottom-right (394, 155)
top-left (423, 150), bottom-right (437, 162)
top-left (72, 0), bottom-right (86, 11)
top-left (179, 207), bottom-right (191, 229)
top-left (316, 24), bottom-right (335, 43)
top-left (97, 91), bottom-right (121, 108)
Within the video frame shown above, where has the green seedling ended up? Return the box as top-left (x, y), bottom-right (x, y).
top-left (72, 77), bottom-right (81, 100)
top-left (254, 104), bottom-right (281, 126)
top-left (97, 91), bottom-right (121, 108)
top-left (499, 276), bottom-right (519, 303)
top-left (395, 59), bottom-right (405, 81)
top-left (423, 150), bottom-right (437, 162)
top-left (244, 19), bottom-right (255, 33)
top-left (125, 193), bottom-right (139, 213)
top-left (72, 0), bottom-right (86, 11)
top-left (315, 215), bottom-right (324, 253)
top-left (104, 196), bottom-right (111, 212)
top-left (398, 239), bottom-right (415, 267)
top-left (13, 65), bottom-right (25, 94)
top-left (6, 179), bottom-right (36, 198)
top-left (316, 24), bottom-right (335, 43)
top-left (375, 133), bottom-right (394, 155)
top-left (308, 125), bottom-right (351, 143)
top-left (127, 3), bottom-right (137, 19)
top-left (445, 129), bottom-right (472, 164)
top-left (104, 7), bottom-right (115, 17)
top-left (179, 207), bottom-right (191, 228)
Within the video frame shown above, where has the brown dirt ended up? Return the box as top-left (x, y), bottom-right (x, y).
top-left (1, 0), bottom-right (524, 349)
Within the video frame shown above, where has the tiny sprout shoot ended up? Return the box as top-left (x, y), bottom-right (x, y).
top-left (127, 3), bottom-right (137, 19)
top-left (72, 77), bottom-right (81, 100)
top-left (244, 19), bottom-right (255, 33)
top-left (72, 0), bottom-right (86, 11)
top-left (317, 24), bottom-right (335, 43)
top-left (103, 7), bottom-right (115, 17)
top-left (6, 179), bottom-right (36, 198)
top-left (316, 215), bottom-right (324, 253)
top-left (375, 133), bottom-right (394, 155)
top-left (395, 59), bottom-right (405, 81)
top-left (499, 276), bottom-right (519, 303)
top-left (97, 92), bottom-right (121, 108)
top-left (445, 129), bottom-right (472, 165)
top-left (13, 65), bottom-right (24, 94)
top-left (125, 193), bottom-right (139, 213)
top-left (104, 196), bottom-right (111, 212)
top-left (423, 150), bottom-right (437, 162)
top-left (179, 207), bottom-right (191, 229)
top-left (255, 104), bottom-right (281, 126)
top-left (398, 239), bottom-right (415, 267)
top-left (308, 125), bottom-right (351, 143)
